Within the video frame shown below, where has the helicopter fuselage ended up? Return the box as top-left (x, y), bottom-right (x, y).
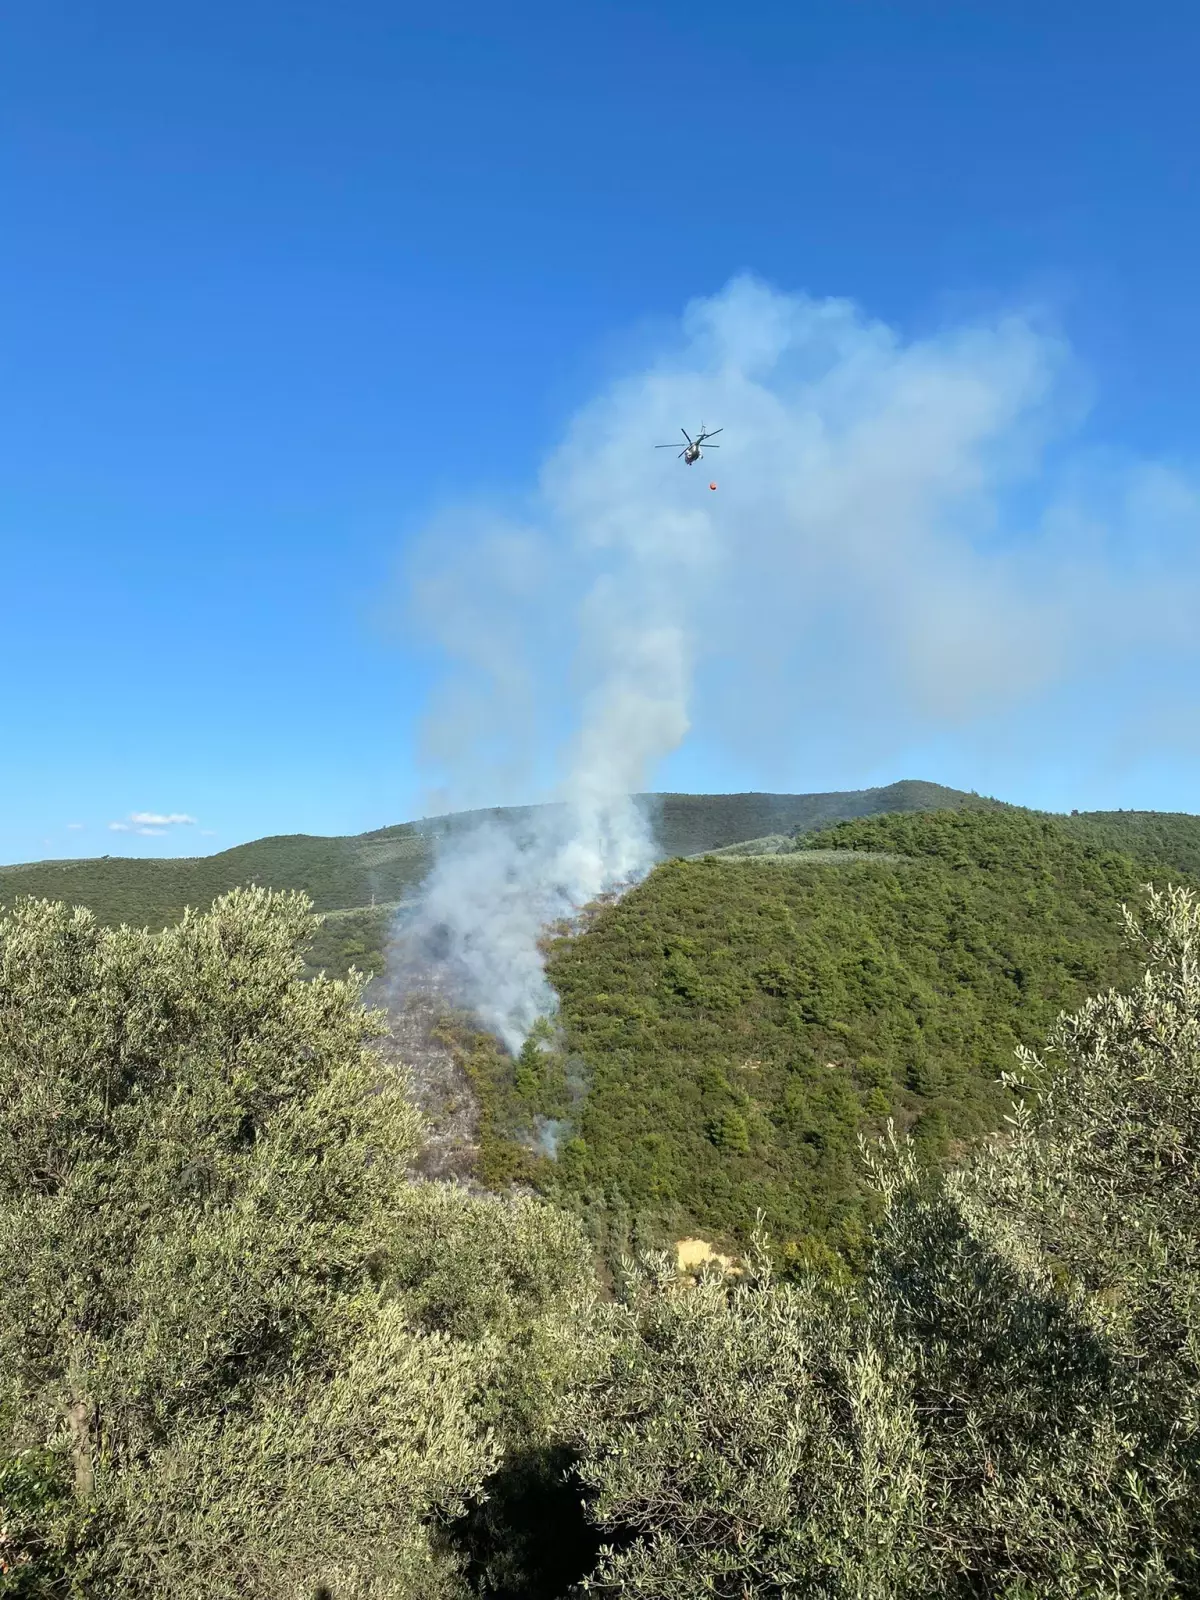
top-left (656, 423), bottom-right (720, 464)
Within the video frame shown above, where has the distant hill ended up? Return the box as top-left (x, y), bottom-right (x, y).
top-left (0, 826), bottom-right (432, 934)
top-left (7, 784), bottom-right (1195, 995)
top-left (648, 780), bottom-right (1003, 858)
top-left (9, 783), bottom-right (1200, 1269)
top-left (0, 781), bottom-right (993, 953)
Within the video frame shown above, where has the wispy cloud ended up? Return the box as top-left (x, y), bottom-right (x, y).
top-left (66, 822), bottom-right (84, 830)
top-left (108, 811), bottom-right (197, 838)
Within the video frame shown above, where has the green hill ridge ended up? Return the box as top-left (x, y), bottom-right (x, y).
top-left (0, 779), bottom-right (993, 944)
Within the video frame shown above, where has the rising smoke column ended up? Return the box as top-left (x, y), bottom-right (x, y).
top-left (396, 313), bottom-right (723, 1051)
top-left (396, 275), bottom-right (1200, 1053)
top-left (399, 568), bottom-right (700, 1051)
top-left (398, 795), bottom-right (653, 1055)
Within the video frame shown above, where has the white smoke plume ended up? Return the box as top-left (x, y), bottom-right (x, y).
top-left (397, 543), bottom-right (696, 1050)
top-left (397, 795), bottom-right (657, 1053)
top-left (395, 276), bottom-right (1200, 1051)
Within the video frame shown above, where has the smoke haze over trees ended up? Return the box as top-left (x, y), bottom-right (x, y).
top-left (397, 277), bottom-right (1200, 1058)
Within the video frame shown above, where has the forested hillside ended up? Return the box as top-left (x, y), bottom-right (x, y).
top-left (0, 781), bottom-right (989, 971)
top-left (1062, 808), bottom-right (1200, 879)
top-left (463, 807), bottom-right (1198, 1267)
top-left (9, 787), bottom-right (1200, 1270)
top-left (5, 847), bottom-right (1200, 1597)
top-left (649, 778), bottom-right (998, 856)
top-left (0, 825), bottom-right (429, 931)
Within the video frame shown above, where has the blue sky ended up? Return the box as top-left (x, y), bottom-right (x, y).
top-left (3, 0), bottom-right (1199, 862)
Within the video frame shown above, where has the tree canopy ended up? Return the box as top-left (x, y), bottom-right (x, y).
top-left (5, 859), bottom-right (1200, 1597)
top-left (568, 886), bottom-right (1200, 1598)
top-left (0, 888), bottom-right (591, 1599)
top-left (461, 807), bottom-right (1190, 1270)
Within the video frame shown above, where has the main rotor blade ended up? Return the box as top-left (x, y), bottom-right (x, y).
top-left (681, 428), bottom-right (694, 443)
top-left (702, 428), bottom-right (723, 438)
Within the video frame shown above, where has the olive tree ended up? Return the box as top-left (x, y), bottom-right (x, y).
top-left (0, 889), bottom-right (592, 1600)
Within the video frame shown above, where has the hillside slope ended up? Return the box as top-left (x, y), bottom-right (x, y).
top-left (1061, 809), bottom-right (1200, 880)
top-left (0, 781), bottom-right (989, 942)
top-left (650, 779), bottom-right (1002, 857)
top-left (463, 807), bottom-right (1197, 1268)
top-left (0, 826), bottom-right (431, 932)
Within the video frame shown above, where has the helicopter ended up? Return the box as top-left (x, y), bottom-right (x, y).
top-left (656, 424), bottom-right (722, 466)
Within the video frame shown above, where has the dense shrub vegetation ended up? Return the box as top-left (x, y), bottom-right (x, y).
top-left (0, 889), bottom-right (592, 1599)
top-left (6, 805), bottom-right (1200, 1596)
top-left (568, 885), bottom-right (1200, 1598)
top-left (1061, 809), bottom-right (1200, 880)
top-left (467, 807), bottom-right (1192, 1264)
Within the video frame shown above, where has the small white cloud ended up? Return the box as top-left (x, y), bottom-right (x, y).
top-left (109, 810), bottom-right (198, 834)
top-left (200, 828), bottom-right (218, 837)
top-left (67, 822), bottom-right (84, 830)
